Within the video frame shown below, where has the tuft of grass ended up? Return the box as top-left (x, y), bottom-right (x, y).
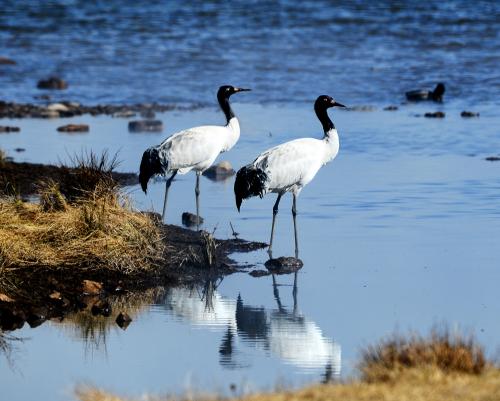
top-left (59, 150), bottom-right (120, 202)
top-left (0, 149), bottom-right (6, 167)
top-left (359, 328), bottom-right (486, 382)
top-left (0, 188), bottom-right (164, 274)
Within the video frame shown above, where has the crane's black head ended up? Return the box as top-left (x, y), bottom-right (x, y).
top-left (217, 85), bottom-right (251, 100)
top-left (217, 85), bottom-right (251, 123)
top-left (314, 95), bottom-right (345, 111)
top-left (314, 95), bottom-right (346, 133)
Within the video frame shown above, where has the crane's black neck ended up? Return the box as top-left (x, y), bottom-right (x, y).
top-left (314, 104), bottom-right (335, 135)
top-left (218, 94), bottom-right (235, 125)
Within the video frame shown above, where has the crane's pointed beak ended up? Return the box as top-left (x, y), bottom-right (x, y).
top-left (235, 88), bottom-right (251, 92)
top-left (332, 101), bottom-right (346, 108)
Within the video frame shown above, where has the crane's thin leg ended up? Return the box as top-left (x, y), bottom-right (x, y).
top-left (268, 193), bottom-right (282, 258)
top-left (292, 194), bottom-right (299, 258)
top-left (195, 172), bottom-right (201, 230)
top-left (162, 171), bottom-right (177, 221)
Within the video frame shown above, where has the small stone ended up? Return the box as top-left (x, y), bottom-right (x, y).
top-left (265, 257), bottom-right (304, 274)
top-left (485, 156), bottom-right (500, 162)
top-left (0, 56), bottom-right (16, 65)
top-left (424, 111), bottom-right (445, 118)
top-left (128, 120), bottom-right (163, 132)
top-left (14, 148), bottom-right (26, 152)
top-left (37, 76), bottom-right (68, 90)
top-left (115, 312), bottom-right (132, 329)
top-left (91, 300), bottom-right (112, 317)
top-left (461, 111), bottom-right (480, 118)
top-left (0, 126), bottom-right (20, 133)
top-left (57, 124), bottom-right (89, 133)
top-left (140, 109), bottom-right (156, 119)
top-left (47, 103), bottom-right (69, 112)
top-left (112, 110), bottom-right (136, 118)
top-left (0, 293), bottom-right (15, 303)
top-left (203, 161), bottom-right (235, 181)
top-left (182, 212), bottom-right (204, 227)
top-left (82, 280), bottom-right (103, 295)
top-left (249, 270), bottom-right (271, 277)
top-left (384, 105), bottom-right (398, 111)
top-left (49, 291), bottom-right (62, 300)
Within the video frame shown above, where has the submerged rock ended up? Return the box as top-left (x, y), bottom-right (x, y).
top-left (461, 111), bottom-right (480, 118)
top-left (249, 269), bottom-right (271, 277)
top-left (182, 212), bottom-right (204, 227)
top-left (406, 83), bottom-right (445, 102)
top-left (37, 76), bottom-right (68, 90)
top-left (485, 156), bottom-right (500, 162)
top-left (116, 312), bottom-right (132, 329)
top-left (113, 110), bottom-right (136, 118)
top-left (202, 161), bottom-right (235, 181)
top-left (0, 56), bottom-right (16, 65)
top-left (265, 257), bottom-right (303, 274)
top-left (384, 105), bottom-right (398, 111)
top-left (128, 120), bottom-right (163, 132)
top-left (424, 111), bottom-right (445, 118)
top-left (0, 126), bottom-right (20, 133)
top-left (140, 109), bottom-right (156, 119)
top-left (57, 124), bottom-right (89, 133)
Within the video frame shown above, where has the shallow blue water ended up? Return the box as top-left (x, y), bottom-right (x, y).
top-left (1, 101), bottom-right (500, 400)
top-left (0, 0), bottom-right (499, 106)
top-left (1, 1), bottom-right (500, 400)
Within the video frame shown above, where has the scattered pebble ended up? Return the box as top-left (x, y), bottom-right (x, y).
top-left (37, 76), bottom-right (68, 90)
top-left (182, 212), bottom-right (204, 227)
top-left (112, 110), bottom-right (136, 118)
top-left (0, 125), bottom-right (20, 133)
top-left (384, 105), bottom-right (398, 111)
top-left (424, 111), bottom-right (445, 118)
top-left (203, 161), bottom-right (235, 181)
top-left (128, 119), bottom-right (163, 132)
top-left (116, 312), bottom-right (132, 330)
top-left (0, 56), bottom-right (16, 65)
top-left (265, 257), bottom-right (303, 274)
top-left (57, 124), bottom-right (89, 133)
top-left (461, 111), bottom-right (480, 118)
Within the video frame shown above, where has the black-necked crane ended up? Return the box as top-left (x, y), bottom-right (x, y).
top-left (139, 85), bottom-right (250, 226)
top-left (234, 95), bottom-right (345, 257)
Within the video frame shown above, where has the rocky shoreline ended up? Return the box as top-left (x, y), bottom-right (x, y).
top-left (0, 100), bottom-right (203, 119)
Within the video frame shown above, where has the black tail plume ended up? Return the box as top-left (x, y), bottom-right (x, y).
top-left (139, 147), bottom-right (163, 194)
top-left (234, 165), bottom-right (268, 211)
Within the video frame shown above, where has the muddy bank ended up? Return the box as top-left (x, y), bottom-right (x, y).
top-left (0, 160), bottom-right (137, 197)
top-left (0, 221), bottom-right (266, 332)
top-left (0, 100), bottom-right (202, 119)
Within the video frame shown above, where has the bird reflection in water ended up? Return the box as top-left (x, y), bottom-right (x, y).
top-left (163, 273), bottom-right (341, 378)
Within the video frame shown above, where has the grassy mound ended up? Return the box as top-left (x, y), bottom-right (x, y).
top-left (0, 189), bottom-right (164, 273)
top-left (0, 151), bottom-right (164, 274)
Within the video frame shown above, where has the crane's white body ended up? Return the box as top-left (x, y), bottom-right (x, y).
top-left (252, 128), bottom-right (339, 196)
top-left (159, 117), bottom-right (240, 175)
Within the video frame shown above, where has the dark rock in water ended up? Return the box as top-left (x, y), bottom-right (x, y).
top-left (37, 76), bottom-right (68, 90)
top-left (128, 119), bottom-right (163, 132)
top-left (461, 111), bottom-right (480, 118)
top-left (113, 110), bottom-right (136, 118)
top-left (0, 56), bottom-right (16, 65)
top-left (57, 124), bottom-right (89, 133)
top-left (406, 83), bottom-right (445, 102)
top-left (202, 161), bottom-right (235, 181)
top-left (116, 312), bottom-right (132, 329)
top-left (27, 312), bottom-right (47, 328)
top-left (0, 126), bottom-right (20, 133)
top-left (91, 300), bottom-right (112, 317)
top-left (14, 148), bottom-right (26, 152)
top-left (249, 269), bottom-right (271, 277)
top-left (265, 257), bottom-right (303, 274)
top-left (424, 111), bottom-right (445, 118)
top-left (384, 105), bottom-right (398, 111)
top-left (182, 212), bottom-right (204, 227)
top-left (140, 109), bottom-right (156, 119)
top-left (485, 156), bottom-right (500, 162)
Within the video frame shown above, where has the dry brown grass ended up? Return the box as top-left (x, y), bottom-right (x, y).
top-left (0, 149), bottom-right (6, 167)
top-left (0, 188), bottom-right (164, 273)
top-left (76, 368), bottom-right (500, 401)
top-left (359, 329), bottom-right (486, 382)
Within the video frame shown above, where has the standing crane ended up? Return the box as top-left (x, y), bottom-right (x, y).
top-left (139, 85), bottom-right (250, 226)
top-left (234, 95), bottom-right (345, 257)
